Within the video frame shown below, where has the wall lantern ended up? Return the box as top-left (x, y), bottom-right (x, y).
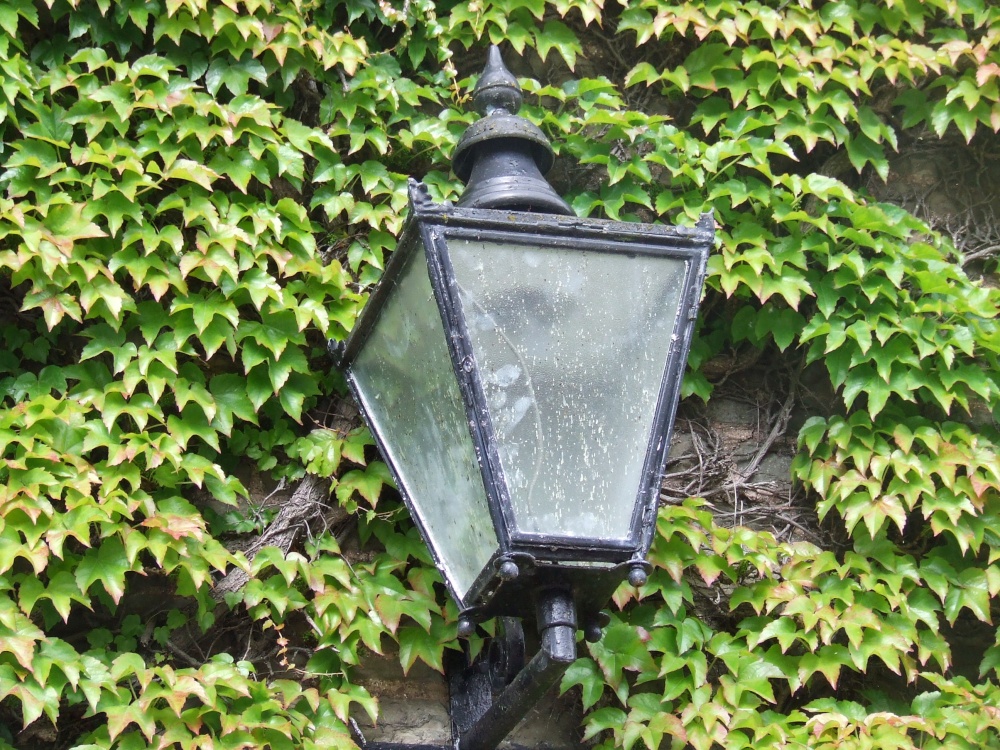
top-left (335, 47), bottom-right (713, 750)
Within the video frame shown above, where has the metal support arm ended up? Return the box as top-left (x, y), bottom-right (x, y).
top-left (457, 588), bottom-right (577, 750)
top-left (358, 588), bottom-right (577, 750)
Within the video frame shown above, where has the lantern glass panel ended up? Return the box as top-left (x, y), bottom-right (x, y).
top-left (449, 238), bottom-right (688, 541)
top-left (351, 243), bottom-right (497, 598)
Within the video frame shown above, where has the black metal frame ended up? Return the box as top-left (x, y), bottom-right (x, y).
top-left (337, 181), bottom-right (712, 630)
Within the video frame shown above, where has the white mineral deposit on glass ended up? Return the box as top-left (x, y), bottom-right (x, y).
top-left (491, 363), bottom-right (521, 387)
top-left (448, 237), bottom-right (687, 541)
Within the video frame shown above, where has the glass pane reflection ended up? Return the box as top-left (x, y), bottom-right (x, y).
top-left (352, 245), bottom-right (498, 598)
top-left (450, 239), bottom-right (687, 541)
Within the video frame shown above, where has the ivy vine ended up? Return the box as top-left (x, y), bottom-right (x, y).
top-left (0, 0), bottom-right (998, 748)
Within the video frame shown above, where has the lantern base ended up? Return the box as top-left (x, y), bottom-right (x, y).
top-left (459, 556), bottom-right (648, 641)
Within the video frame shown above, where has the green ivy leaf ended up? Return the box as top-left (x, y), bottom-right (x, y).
top-left (74, 537), bottom-right (132, 605)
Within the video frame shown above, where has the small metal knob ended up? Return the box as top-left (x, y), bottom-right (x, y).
top-left (627, 566), bottom-right (648, 587)
top-left (498, 560), bottom-right (520, 581)
top-left (583, 611), bottom-right (611, 643)
top-left (584, 623), bottom-right (602, 643)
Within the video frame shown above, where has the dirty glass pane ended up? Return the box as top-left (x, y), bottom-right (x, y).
top-left (449, 238), bottom-right (687, 541)
top-left (352, 243), bottom-right (497, 598)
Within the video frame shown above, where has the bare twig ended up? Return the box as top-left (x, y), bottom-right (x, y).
top-left (166, 639), bottom-right (202, 668)
top-left (659, 362), bottom-right (823, 545)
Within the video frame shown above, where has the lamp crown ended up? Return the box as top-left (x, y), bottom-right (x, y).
top-left (452, 46), bottom-right (574, 215)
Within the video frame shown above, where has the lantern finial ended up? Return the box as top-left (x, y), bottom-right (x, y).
top-left (472, 45), bottom-right (523, 115)
top-left (452, 46), bottom-right (574, 215)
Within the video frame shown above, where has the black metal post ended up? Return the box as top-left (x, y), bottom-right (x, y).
top-left (457, 588), bottom-right (577, 750)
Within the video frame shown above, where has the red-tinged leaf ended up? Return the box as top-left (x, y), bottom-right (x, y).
top-left (141, 512), bottom-right (206, 541)
top-left (970, 474), bottom-right (994, 500)
top-left (22, 290), bottom-right (83, 329)
top-left (798, 646), bottom-right (849, 689)
top-left (0, 617), bottom-right (45, 670)
top-left (22, 571), bottom-right (89, 622)
top-left (583, 707), bottom-right (628, 742)
top-left (105, 702), bottom-right (156, 741)
top-left (979, 62), bottom-right (1000, 86)
top-left (335, 462), bottom-right (393, 508)
top-left (11, 679), bottom-right (59, 727)
top-left (374, 593), bottom-right (426, 635)
top-left (262, 21), bottom-right (282, 42)
top-left (694, 555), bottom-right (728, 587)
top-left (161, 158), bottom-right (219, 190)
top-left (326, 682), bottom-right (377, 724)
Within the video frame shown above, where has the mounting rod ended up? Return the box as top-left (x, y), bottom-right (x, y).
top-left (458, 588), bottom-right (577, 750)
top-left (359, 587), bottom-right (578, 750)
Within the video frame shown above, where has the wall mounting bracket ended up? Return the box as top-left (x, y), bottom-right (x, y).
top-left (356, 588), bottom-right (578, 750)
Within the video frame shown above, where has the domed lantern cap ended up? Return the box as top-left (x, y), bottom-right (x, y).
top-left (452, 46), bottom-right (572, 215)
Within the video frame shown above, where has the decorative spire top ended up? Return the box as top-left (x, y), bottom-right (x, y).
top-left (451, 46), bottom-right (574, 215)
top-left (472, 45), bottom-right (523, 116)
